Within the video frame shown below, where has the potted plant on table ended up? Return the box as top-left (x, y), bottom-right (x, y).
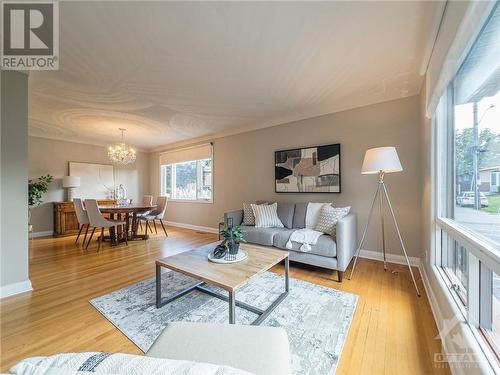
top-left (220, 224), bottom-right (246, 255)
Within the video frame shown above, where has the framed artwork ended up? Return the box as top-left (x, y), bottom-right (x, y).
top-left (69, 162), bottom-right (115, 199)
top-left (275, 143), bottom-right (341, 193)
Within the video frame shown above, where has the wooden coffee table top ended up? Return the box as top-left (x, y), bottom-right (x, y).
top-left (156, 242), bottom-right (289, 292)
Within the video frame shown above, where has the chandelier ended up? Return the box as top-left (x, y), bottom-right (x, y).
top-left (108, 128), bottom-right (136, 165)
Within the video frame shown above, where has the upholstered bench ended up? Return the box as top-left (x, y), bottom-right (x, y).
top-left (147, 322), bottom-right (292, 375)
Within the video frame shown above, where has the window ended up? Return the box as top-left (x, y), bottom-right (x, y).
top-left (434, 3), bottom-right (500, 367)
top-left (441, 233), bottom-right (469, 306)
top-left (159, 144), bottom-right (213, 202)
top-left (491, 172), bottom-right (499, 188)
top-left (480, 266), bottom-right (500, 358)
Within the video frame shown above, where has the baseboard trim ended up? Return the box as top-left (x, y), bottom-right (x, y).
top-left (0, 279), bottom-right (33, 299)
top-left (358, 249), bottom-right (420, 267)
top-left (31, 230), bottom-right (53, 238)
top-left (419, 263), bottom-right (442, 333)
top-left (164, 221), bottom-right (219, 234)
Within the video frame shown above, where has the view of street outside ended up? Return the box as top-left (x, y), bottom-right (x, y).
top-left (454, 88), bottom-right (500, 351)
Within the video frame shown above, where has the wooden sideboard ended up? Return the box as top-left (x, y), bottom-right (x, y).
top-left (53, 200), bottom-right (116, 237)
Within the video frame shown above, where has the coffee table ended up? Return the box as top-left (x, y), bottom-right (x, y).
top-left (155, 242), bottom-right (289, 325)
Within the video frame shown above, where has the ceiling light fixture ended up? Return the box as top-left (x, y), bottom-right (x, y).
top-left (108, 128), bottom-right (136, 165)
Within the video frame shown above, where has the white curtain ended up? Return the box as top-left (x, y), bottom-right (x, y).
top-left (426, 0), bottom-right (496, 118)
top-left (159, 143), bottom-right (212, 165)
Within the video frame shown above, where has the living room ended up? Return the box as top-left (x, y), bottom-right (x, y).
top-left (1, 1), bottom-right (499, 374)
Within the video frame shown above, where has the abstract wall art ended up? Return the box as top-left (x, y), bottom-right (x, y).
top-left (275, 144), bottom-right (341, 193)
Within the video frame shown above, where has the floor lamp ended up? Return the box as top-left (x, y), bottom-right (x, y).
top-left (348, 147), bottom-right (421, 297)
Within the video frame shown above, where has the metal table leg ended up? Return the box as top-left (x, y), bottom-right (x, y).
top-left (156, 263), bottom-right (161, 308)
top-left (229, 290), bottom-right (236, 324)
top-left (285, 256), bottom-right (289, 292)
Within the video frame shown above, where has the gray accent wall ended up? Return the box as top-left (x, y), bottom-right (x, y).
top-left (1, 71), bottom-right (31, 293)
top-left (150, 95), bottom-right (423, 258)
top-left (28, 137), bottom-right (151, 234)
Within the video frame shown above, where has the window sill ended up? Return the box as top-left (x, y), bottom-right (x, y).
top-left (431, 264), bottom-right (500, 373)
top-left (168, 199), bottom-right (213, 204)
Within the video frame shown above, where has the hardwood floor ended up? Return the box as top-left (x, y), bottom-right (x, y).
top-left (0, 226), bottom-right (449, 374)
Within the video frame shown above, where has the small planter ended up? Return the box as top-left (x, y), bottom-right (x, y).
top-left (227, 241), bottom-right (240, 255)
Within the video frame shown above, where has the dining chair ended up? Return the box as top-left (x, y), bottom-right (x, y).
top-left (139, 195), bottom-right (154, 232)
top-left (73, 198), bottom-right (90, 245)
top-left (84, 199), bottom-right (128, 251)
top-left (139, 196), bottom-right (168, 237)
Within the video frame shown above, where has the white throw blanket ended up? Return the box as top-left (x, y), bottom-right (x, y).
top-left (286, 228), bottom-right (323, 252)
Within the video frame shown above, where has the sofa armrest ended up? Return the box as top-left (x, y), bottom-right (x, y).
top-left (223, 209), bottom-right (243, 226)
top-left (335, 213), bottom-right (357, 272)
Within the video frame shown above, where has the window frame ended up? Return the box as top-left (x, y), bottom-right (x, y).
top-left (431, 4), bottom-right (500, 367)
top-left (160, 157), bottom-right (213, 203)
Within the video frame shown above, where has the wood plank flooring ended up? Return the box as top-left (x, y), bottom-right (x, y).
top-left (0, 226), bottom-right (450, 374)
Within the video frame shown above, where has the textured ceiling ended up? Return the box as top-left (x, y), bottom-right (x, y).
top-left (29, 1), bottom-right (438, 150)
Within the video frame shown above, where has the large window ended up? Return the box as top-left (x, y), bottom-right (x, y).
top-left (159, 144), bottom-right (213, 202)
top-left (434, 3), bottom-right (500, 365)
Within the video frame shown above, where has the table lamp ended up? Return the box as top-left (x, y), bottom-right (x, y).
top-left (62, 176), bottom-right (80, 201)
top-left (348, 146), bottom-right (420, 296)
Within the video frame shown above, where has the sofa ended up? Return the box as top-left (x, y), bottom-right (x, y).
top-left (224, 202), bottom-right (357, 281)
top-left (10, 322), bottom-right (292, 375)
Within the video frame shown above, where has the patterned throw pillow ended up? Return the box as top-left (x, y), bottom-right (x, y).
top-left (242, 203), bottom-right (256, 225)
top-left (315, 205), bottom-right (351, 236)
top-left (251, 203), bottom-right (284, 228)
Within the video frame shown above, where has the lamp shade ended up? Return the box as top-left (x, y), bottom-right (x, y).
top-left (361, 147), bottom-right (403, 174)
top-left (62, 175), bottom-right (80, 188)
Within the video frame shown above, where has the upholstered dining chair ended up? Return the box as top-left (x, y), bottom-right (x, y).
top-left (84, 199), bottom-right (128, 251)
top-left (73, 198), bottom-right (90, 245)
top-left (139, 196), bottom-right (168, 237)
top-left (138, 194), bottom-right (154, 232)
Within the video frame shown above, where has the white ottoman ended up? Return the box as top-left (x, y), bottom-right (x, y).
top-left (146, 322), bottom-right (291, 375)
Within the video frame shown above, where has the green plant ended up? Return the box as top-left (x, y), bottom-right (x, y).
top-left (220, 226), bottom-right (246, 243)
top-left (28, 174), bottom-right (53, 206)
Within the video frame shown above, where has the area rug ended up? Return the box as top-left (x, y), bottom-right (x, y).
top-left (90, 271), bottom-right (357, 375)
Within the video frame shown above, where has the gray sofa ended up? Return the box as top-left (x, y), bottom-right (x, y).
top-left (224, 202), bottom-right (357, 281)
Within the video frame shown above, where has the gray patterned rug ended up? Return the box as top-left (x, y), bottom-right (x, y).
top-left (90, 271), bottom-right (357, 375)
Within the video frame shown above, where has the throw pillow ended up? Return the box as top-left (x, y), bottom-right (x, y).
top-left (242, 203), bottom-right (256, 225)
top-left (305, 203), bottom-right (329, 229)
top-left (251, 203), bottom-right (284, 228)
top-left (315, 205), bottom-right (351, 236)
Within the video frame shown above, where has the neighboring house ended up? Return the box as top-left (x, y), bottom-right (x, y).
top-left (479, 166), bottom-right (500, 193)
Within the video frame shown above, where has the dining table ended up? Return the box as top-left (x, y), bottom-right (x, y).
top-left (98, 203), bottom-right (156, 244)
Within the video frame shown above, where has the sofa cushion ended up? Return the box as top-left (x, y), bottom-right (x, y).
top-left (277, 203), bottom-right (295, 229)
top-left (273, 229), bottom-right (337, 258)
top-left (292, 202), bottom-right (308, 228)
top-left (315, 205), bottom-right (350, 236)
top-left (240, 225), bottom-right (286, 246)
top-left (147, 322), bottom-right (291, 375)
top-left (251, 203), bottom-right (284, 228)
top-left (305, 202), bottom-right (328, 229)
top-left (242, 203), bottom-right (257, 225)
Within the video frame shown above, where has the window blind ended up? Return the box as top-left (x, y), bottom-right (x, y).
top-left (454, 3), bottom-right (500, 106)
top-left (159, 143), bottom-right (212, 165)
top-left (426, 1), bottom-right (495, 117)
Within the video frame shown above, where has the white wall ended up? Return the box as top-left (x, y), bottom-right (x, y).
top-left (1, 71), bottom-right (32, 297)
